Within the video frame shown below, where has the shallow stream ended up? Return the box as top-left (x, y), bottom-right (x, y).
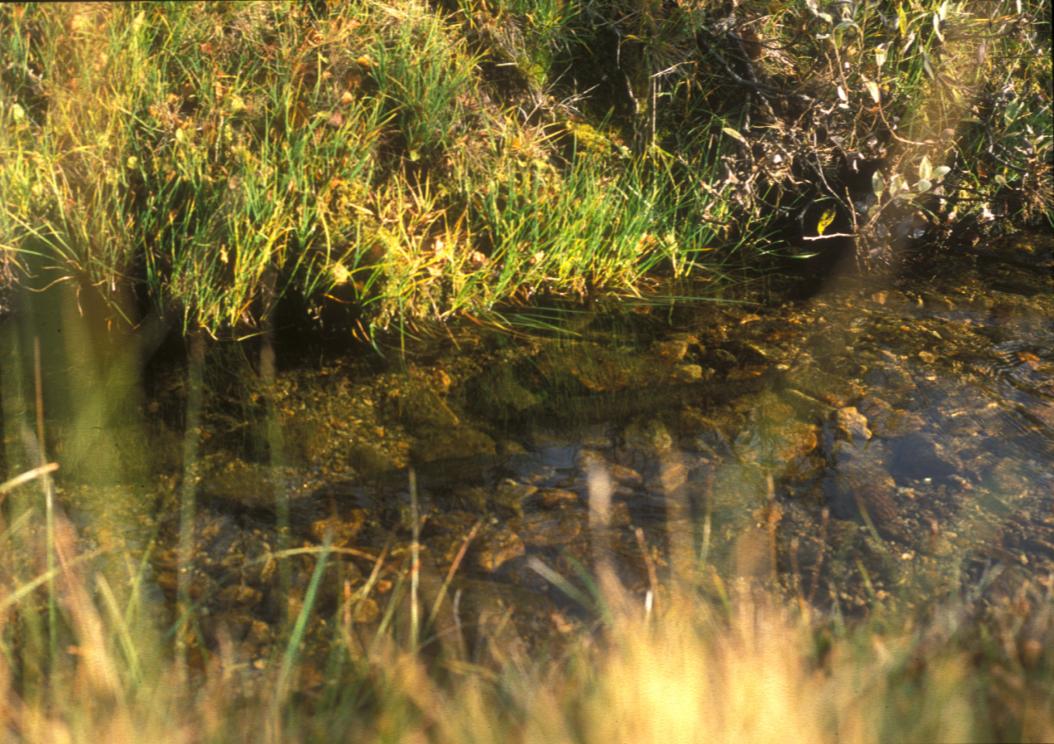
top-left (2, 232), bottom-right (1052, 666)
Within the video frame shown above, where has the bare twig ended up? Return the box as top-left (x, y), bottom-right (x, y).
top-left (802, 232), bottom-right (858, 241)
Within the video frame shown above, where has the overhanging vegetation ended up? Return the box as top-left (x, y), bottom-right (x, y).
top-left (0, 1), bottom-right (1049, 338)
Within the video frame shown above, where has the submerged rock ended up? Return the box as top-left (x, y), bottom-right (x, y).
top-left (888, 432), bottom-right (959, 483)
top-left (535, 340), bottom-right (652, 393)
top-left (785, 364), bottom-right (863, 408)
top-left (491, 479), bottom-right (538, 516)
top-left (468, 363), bottom-right (542, 419)
top-left (346, 441), bottom-right (403, 476)
top-left (835, 406), bottom-right (872, 443)
top-left (474, 527), bottom-right (526, 572)
top-left (411, 425), bottom-right (496, 463)
top-left (856, 396), bottom-right (925, 438)
top-left (309, 510), bottom-right (366, 547)
top-left (822, 455), bottom-right (898, 535)
top-left (735, 393), bottom-right (819, 471)
top-left (513, 510), bottom-right (583, 547)
top-left (388, 378), bottom-right (461, 429)
top-left (650, 333), bottom-right (701, 363)
top-left (538, 488), bottom-right (580, 508)
top-left (621, 416), bottom-right (674, 455)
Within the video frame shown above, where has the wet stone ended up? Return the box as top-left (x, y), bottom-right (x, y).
top-left (411, 425), bottom-right (496, 463)
top-left (492, 479), bottom-right (538, 516)
top-left (388, 378), bottom-right (460, 429)
top-left (644, 459), bottom-right (689, 495)
top-left (575, 448), bottom-right (608, 471)
top-left (783, 453), bottom-right (826, 483)
top-left (607, 463), bottom-right (643, 486)
top-left (499, 439), bottom-right (530, 456)
top-left (824, 456), bottom-right (901, 538)
top-left (538, 488), bottom-right (580, 508)
top-left (985, 459), bottom-right (1035, 497)
top-left (857, 397), bottom-right (925, 438)
top-left (673, 364), bottom-right (704, 382)
top-left (579, 429), bottom-right (614, 449)
top-left (200, 459), bottom-right (306, 512)
top-left (604, 500), bottom-right (633, 528)
top-left (1029, 400), bottom-right (1054, 430)
top-left (536, 341), bottom-right (652, 393)
top-left (346, 442), bottom-right (402, 477)
top-left (736, 406), bottom-right (819, 468)
top-left (784, 365), bottom-right (863, 408)
top-left (513, 511), bottom-right (583, 547)
top-left (889, 433), bottom-right (958, 483)
top-left (651, 333), bottom-right (699, 363)
top-left (709, 462), bottom-right (769, 515)
top-left (422, 511), bottom-right (481, 563)
top-left (468, 364), bottom-right (542, 419)
top-left (309, 509), bottom-right (366, 547)
top-left (621, 417), bottom-right (675, 458)
top-left (862, 362), bottom-right (917, 398)
top-left (835, 406), bottom-right (872, 442)
top-left (451, 485), bottom-right (489, 512)
top-left (216, 584), bottom-right (264, 607)
top-left (475, 528), bottom-right (526, 572)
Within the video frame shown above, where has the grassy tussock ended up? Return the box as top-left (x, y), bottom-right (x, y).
top-left (1, 2), bottom-right (1047, 337)
top-left (0, 2), bottom-right (736, 338)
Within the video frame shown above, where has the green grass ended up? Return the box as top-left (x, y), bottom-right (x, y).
top-left (0, 1), bottom-right (1049, 336)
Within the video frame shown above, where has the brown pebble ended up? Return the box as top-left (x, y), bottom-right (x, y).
top-left (539, 488), bottom-right (580, 508)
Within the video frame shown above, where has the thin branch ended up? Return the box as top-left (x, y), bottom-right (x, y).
top-left (802, 232), bottom-right (857, 240)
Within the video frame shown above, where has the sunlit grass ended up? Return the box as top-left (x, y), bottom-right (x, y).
top-left (0, 466), bottom-right (1051, 743)
top-left (0, 1), bottom-right (1048, 339)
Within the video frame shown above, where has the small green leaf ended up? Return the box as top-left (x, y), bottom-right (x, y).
top-left (932, 165), bottom-right (951, 181)
top-left (915, 179), bottom-right (932, 193)
top-left (872, 170), bottom-right (886, 196)
top-left (817, 208), bottom-right (837, 235)
top-left (897, 4), bottom-right (909, 36)
top-left (889, 173), bottom-right (908, 197)
top-left (918, 155), bottom-right (932, 181)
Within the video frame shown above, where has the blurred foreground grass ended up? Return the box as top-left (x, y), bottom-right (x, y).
top-left (1, 462), bottom-right (1052, 743)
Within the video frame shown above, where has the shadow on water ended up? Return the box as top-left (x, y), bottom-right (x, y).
top-left (2, 232), bottom-right (1053, 660)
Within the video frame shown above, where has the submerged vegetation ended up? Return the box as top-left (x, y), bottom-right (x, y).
top-left (0, 1), bottom-right (1050, 337)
